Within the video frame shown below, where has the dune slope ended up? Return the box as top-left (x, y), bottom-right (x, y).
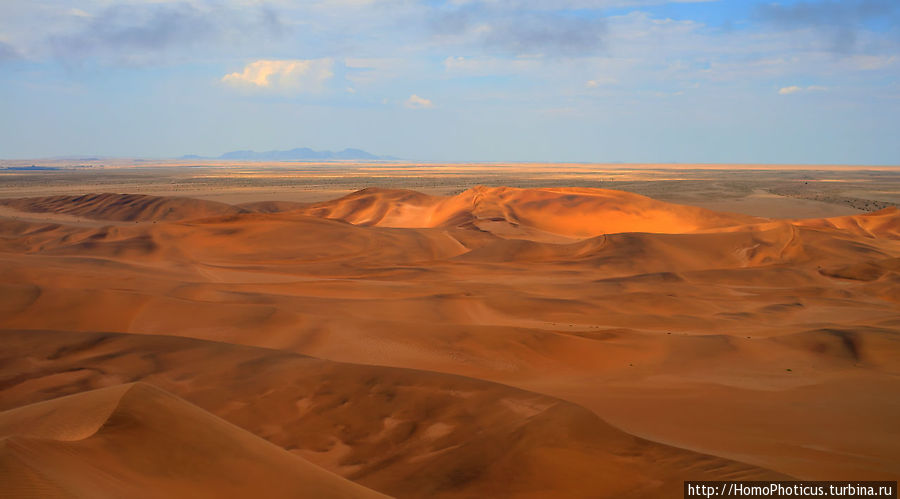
top-left (299, 186), bottom-right (762, 238)
top-left (0, 330), bottom-right (785, 499)
top-left (0, 382), bottom-right (387, 499)
top-left (0, 193), bottom-right (245, 222)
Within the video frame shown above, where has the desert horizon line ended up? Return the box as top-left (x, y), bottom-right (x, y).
top-left (3, 157), bottom-right (899, 169)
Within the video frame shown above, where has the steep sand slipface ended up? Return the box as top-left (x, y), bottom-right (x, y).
top-left (0, 188), bottom-right (898, 494)
top-left (0, 383), bottom-right (388, 499)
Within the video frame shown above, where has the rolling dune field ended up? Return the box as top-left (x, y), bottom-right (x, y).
top-left (1, 181), bottom-right (898, 497)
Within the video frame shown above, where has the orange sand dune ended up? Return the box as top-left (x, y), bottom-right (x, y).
top-left (0, 187), bottom-right (898, 495)
top-left (299, 186), bottom-right (762, 240)
top-left (0, 330), bottom-right (784, 499)
top-left (793, 206), bottom-right (900, 239)
top-left (0, 383), bottom-right (387, 499)
top-left (0, 193), bottom-right (245, 222)
top-left (237, 199), bottom-right (311, 213)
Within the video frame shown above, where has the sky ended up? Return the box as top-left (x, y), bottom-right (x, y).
top-left (0, 0), bottom-right (898, 164)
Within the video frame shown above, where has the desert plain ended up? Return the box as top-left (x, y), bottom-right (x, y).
top-left (0, 161), bottom-right (898, 498)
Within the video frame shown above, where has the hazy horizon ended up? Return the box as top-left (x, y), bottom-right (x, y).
top-left (3, 151), bottom-right (900, 167)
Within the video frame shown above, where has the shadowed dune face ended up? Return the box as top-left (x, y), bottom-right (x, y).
top-left (0, 382), bottom-right (388, 499)
top-left (0, 331), bottom-right (783, 499)
top-left (0, 193), bottom-right (245, 223)
top-left (0, 187), bottom-right (899, 496)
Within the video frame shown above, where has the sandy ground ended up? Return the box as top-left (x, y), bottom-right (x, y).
top-left (0, 165), bottom-right (898, 497)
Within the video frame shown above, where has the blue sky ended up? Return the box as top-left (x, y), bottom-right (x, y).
top-left (0, 0), bottom-right (898, 163)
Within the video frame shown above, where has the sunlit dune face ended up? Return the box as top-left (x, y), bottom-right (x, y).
top-left (292, 186), bottom-right (763, 239)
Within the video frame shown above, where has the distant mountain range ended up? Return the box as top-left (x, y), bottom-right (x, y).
top-left (180, 148), bottom-right (395, 161)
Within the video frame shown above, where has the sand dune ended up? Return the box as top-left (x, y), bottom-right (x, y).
top-left (237, 200), bottom-right (311, 213)
top-left (0, 187), bottom-right (898, 495)
top-left (0, 382), bottom-right (387, 498)
top-left (0, 193), bottom-right (244, 223)
top-left (299, 186), bottom-right (762, 240)
top-left (793, 206), bottom-right (900, 239)
top-left (0, 330), bottom-right (785, 498)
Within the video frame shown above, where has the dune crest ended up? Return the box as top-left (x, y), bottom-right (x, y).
top-left (298, 186), bottom-right (763, 239)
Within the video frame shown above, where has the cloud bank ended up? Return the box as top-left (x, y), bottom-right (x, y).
top-left (430, 6), bottom-right (607, 56)
top-left (755, 0), bottom-right (900, 53)
top-left (45, 2), bottom-right (286, 64)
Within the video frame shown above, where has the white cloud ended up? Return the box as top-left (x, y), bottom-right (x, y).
top-left (585, 76), bottom-right (617, 88)
top-left (444, 56), bottom-right (467, 71)
top-left (404, 94), bottom-right (434, 109)
top-left (779, 85), bottom-right (826, 95)
top-left (222, 59), bottom-right (334, 93)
